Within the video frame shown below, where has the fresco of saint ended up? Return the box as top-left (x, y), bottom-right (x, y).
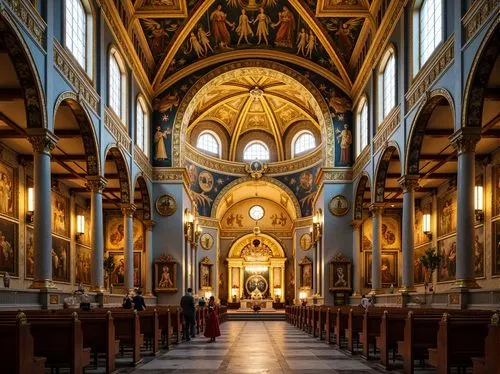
top-left (210, 5), bottom-right (235, 48)
top-left (272, 6), bottom-right (295, 48)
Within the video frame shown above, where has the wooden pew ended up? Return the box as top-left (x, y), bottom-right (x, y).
top-left (112, 310), bottom-right (144, 365)
top-left (428, 313), bottom-right (491, 373)
top-left (376, 309), bottom-right (407, 369)
top-left (472, 318), bottom-right (500, 374)
top-left (345, 307), bottom-right (364, 354)
top-left (325, 307), bottom-right (335, 344)
top-left (157, 307), bottom-right (172, 349)
top-left (0, 313), bottom-right (45, 374)
top-left (317, 306), bottom-right (327, 340)
top-left (359, 308), bottom-right (383, 359)
top-left (311, 306), bottom-right (319, 337)
top-left (334, 307), bottom-right (349, 348)
top-left (138, 309), bottom-right (161, 355)
top-left (170, 306), bottom-right (182, 344)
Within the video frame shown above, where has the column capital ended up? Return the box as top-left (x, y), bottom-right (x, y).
top-left (398, 174), bottom-right (420, 193)
top-left (86, 176), bottom-right (108, 193)
top-left (120, 203), bottom-right (136, 217)
top-left (350, 219), bottom-right (363, 230)
top-left (449, 127), bottom-right (481, 155)
top-left (369, 203), bottom-right (384, 216)
top-left (143, 219), bottom-right (156, 231)
top-left (26, 128), bottom-right (59, 155)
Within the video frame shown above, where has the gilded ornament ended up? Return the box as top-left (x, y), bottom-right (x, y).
top-left (155, 194), bottom-right (177, 217)
top-left (328, 195), bottom-right (350, 217)
top-left (299, 233), bottom-right (312, 251)
top-left (200, 232), bottom-right (214, 250)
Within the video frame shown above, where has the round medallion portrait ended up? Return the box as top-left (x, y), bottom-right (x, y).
top-left (155, 194), bottom-right (177, 217)
top-left (299, 233), bottom-right (312, 251)
top-left (198, 171), bottom-right (214, 192)
top-left (249, 205), bottom-right (265, 221)
top-left (329, 195), bottom-right (350, 216)
top-left (200, 233), bottom-right (214, 250)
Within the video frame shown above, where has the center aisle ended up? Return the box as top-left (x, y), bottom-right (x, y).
top-left (132, 321), bottom-right (382, 373)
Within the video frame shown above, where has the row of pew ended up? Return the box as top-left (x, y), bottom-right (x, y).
top-left (285, 305), bottom-right (499, 373)
top-left (0, 305), bottom-right (227, 374)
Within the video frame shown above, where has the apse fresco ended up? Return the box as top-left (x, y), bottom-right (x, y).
top-left (275, 165), bottom-right (320, 216)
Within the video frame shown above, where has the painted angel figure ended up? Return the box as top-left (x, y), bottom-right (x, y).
top-left (272, 5), bottom-right (296, 48)
top-left (210, 4), bottom-right (235, 48)
top-left (305, 30), bottom-right (316, 58)
top-left (324, 18), bottom-right (363, 55)
top-left (252, 7), bottom-right (271, 45)
top-left (154, 126), bottom-right (171, 161)
top-left (296, 28), bottom-right (307, 55)
top-left (197, 26), bottom-right (213, 54)
top-left (236, 9), bottom-right (254, 45)
top-left (185, 32), bottom-right (205, 58)
top-left (141, 19), bottom-right (177, 57)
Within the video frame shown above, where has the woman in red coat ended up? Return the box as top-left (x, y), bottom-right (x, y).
top-left (204, 296), bottom-right (221, 342)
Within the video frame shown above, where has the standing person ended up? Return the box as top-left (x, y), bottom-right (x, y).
top-left (180, 287), bottom-right (196, 341)
top-left (204, 296), bottom-right (221, 343)
top-left (133, 289), bottom-right (147, 311)
top-left (122, 292), bottom-right (133, 309)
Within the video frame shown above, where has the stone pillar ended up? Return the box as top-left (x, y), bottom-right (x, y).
top-left (369, 204), bottom-right (384, 294)
top-left (350, 220), bottom-right (363, 295)
top-left (27, 129), bottom-right (58, 289)
top-left (450, 127), bottom-right (481, 289)
top-left (121, 203), bottom-right (136, 293)
top-left (86, 176), bottom-right (107, 292)
top-left (228, 265), bottom-right (233, 300)
top-left (269, 266), bottom-right (274, 299)
top-left (143, 220), bottom-right (156, 295)
top-left (398, 175), bottom-right (420, 292)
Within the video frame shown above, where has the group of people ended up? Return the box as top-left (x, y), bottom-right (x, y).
top-left (180, 288), bottom-right (221, 342)
top-left (122, 289), bottom-right (147, 311)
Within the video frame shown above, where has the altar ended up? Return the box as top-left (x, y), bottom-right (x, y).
top-left (240, 299), bottom-right (274, 310)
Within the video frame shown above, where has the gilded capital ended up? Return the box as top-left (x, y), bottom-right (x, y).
top-left (369, 203), bottom-right (384, 216)
top-left (120, 203), bottom-right (136, 217)
top-left (397, 175), bottom-right (420, 193)
top-left (449, 127), bottom-right (481, 155)
top-left (86, 176), bottom-right (108, 193)
top-left (26, 128), bottom-right (59, 155)
top-left (143, 219), bottom-right (156, 231)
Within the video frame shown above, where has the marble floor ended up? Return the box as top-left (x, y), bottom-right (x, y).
top-left (125, 321), bottom-right (385, 373)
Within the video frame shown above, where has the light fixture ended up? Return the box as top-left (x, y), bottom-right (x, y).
top-left (245, 265), bottom-right (268, 273)
top-left (205, 291), bottom-right (212, 300)
top-left (474, 185), bottom-right (484, 221)
top-left (274, 288), bottom-right (282, 302)
top-left (76, 214), bottom-right (85, 240)
top-left (311, 210), bottom-right (322, 244)
top-left (299, 290), bottom-right (308, 306)
top-left (422, 213), bottom-right (432, 239)
top-left (26, 187), bottom-right (34, 224)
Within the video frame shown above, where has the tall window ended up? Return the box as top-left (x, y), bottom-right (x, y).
top-left (136, 97), bottom-right (149, 156)
top-left (355, 99), bottom-right (368, 157)
top-left (378, 50), bottom-right (396, 122)
top-left (197, 131), bottom-right (220, 156)
top-left (418, 0), bottom-right (442, 68)
top-left (65, 0), bottom-right (92, 75)
top-left (109, 49), bottom-right (126, 123)
top-left (293, 131), bottom-right (316, 157)
top-left (243, 141), bottom-right (270, 161)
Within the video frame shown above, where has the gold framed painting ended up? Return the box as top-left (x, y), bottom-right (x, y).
top-left (437, 188), bottom-right (457, 238)
top-left (299, 256), bottom-right (313, 289)
top-left (199, 256), bottom-right (213, 290)
top-left (75, 245), bottom-right (92, 285)
top-left (154, 254), bottom-right (177, 293)
top-left (328, 195), bottom-right (350, 217)
top-left (0, 217), bottom-right (17, 275)
top-left (200, 232), bottom-right (214, 250)
top-left (437, 235), bottom-right (457, 282)
top-left (51, 191), bottom-right (70, 237)
top-left (52, 236), bottom-right (70, 282)
top-left (0, 159), bottom-right (17, 218)
top-left (364, 251), bottom-right (398, 288)
top-left (299, 233), bottom-right (312, 251)
top-left (361, 215), bottom-right (401, 251)
top-left (155, 194), bottom-right (177, 216)
top-left (108, 251), bottom-right (142, 287)
top-left (329, 253), bottom-right (351, 291)
top-left (105, 212), bottom-right (144, 252)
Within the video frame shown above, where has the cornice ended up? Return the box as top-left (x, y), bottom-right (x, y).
top-left (133, 145), bottom-right (152, 181)
top-left (372, 105), bottom-right (401, 155)
top-left (152, 167), bottom-right (191, 185)
top-left (405, 35), bottom-right (454, 112)
top-left (315, 167), bottom-right (353, 186)
top-left (3, 0), bottom-right (45, 49)
top-left (293, 216), bottom-right (313, 229)
top-left (197, 216), bottom-right (219, 228)
top-left (53, 40), bottom-right (100, 113)
top-left (104, 107), bottom-right (132, 153)
top-left (462, 0), bottom-right (499, 44)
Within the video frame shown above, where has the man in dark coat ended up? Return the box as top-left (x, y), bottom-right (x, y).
top-left (180, 287), bottom-right (196, 341)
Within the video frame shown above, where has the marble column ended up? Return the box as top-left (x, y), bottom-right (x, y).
top-left (143, 220), bottom-right (156, 295)
top-left (27, 129), bottom-right (58, 289)
top-left (450, 127), bottom-right (481, 289)
top-left (228, 265), bottom-right (233, 300)
top-left (121, 203), bottom-right (136, 293)
top-left (350, 220), bottom-right (363, 295)
top-left (369, 204), bottom-right (384, 293)
top-left (398, 175), bottom-right (420, 292)
top-left (87, 176), bottom-right (107, 292)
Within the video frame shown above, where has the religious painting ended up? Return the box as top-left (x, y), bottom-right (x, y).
top-left (0, 160), bottom-right (16, 218)
top-left (199, 256), bottom-right (213, 290)
top-left (473, 225), bottom-right (484, 278)
top-left (138, 0), bottom-right (188, 17)
top-left (299, 256), bottom-right (313, 289)
top-left (25, 227), bottom-right (34, 278)
top-left (75, 204), bottom-right (91, 246)
top-left (0, 217), bottom-right (17, 275)
top-left (200, 232), bottom-right (214, 250)
top-left (494, 165), bottom-right (500, 218)
top-left (413, 244), bottom-right (430, 285)
top-left (109, 251), bottom-right (142, 287)
top-left (276, 166), bottom-right (319, 217)
top-left (75, 245), bottom-right (91, 285)
top-left (437, 235), bottom-right (457, 282)
top-left (414, 204), bottom-right (431, 246)
top-left (437, 188), bottom-right (457, 237)
top-left (334, 115), bottom-right (353, 167)
top-left (493, 220), bottom-right (500, 275)
top-left (154, 254), bottom-right (177, 292)
top-left (299, 233), bottom-right (312, 251)
top-left (105, 213), bottom-right (144, 252)
top-left (328, 195), bottom-right (350, 216)
top-left (52, 236), bottom-right (70, 282)
top-left (51, 191), bottom-right (69, 237)
top-left (245, 274), bottom-right (268, 297)
top-left (319, 17), bottom-right (364, 60)
top-left (153, 125), bottom-right (172, 161)
top-left (361, 215), bottom-right (401, 251)
top-left (364, 251), bottom-right (398, 287)
top-left (329, 253), bottom-right (351, 291)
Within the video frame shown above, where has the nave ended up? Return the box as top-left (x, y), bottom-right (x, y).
top-left (126, 321), bottom-right (378, 374)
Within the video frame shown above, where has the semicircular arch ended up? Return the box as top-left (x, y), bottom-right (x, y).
top-left (104, 145), bottom-right (132, 204)
top-left (133, 172), bottom-right (152, 221)
top-left (228, 233), bottom-right (286, 259)
top-left (353, 172), bottom-right (370, 220)
top-left (374, 142), bottom-right (401, 203)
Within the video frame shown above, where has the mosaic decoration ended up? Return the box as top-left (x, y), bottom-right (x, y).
top-left (275, 165), bottom-right (320, 216)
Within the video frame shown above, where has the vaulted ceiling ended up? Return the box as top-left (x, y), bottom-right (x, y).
top-left (112, 0), bottom-right (398, 96)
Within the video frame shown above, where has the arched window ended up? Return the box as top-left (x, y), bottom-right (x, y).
top-left (292, 131), bottom-right (316, 157)
top-left (243, 141), bottom-right (270, 161)
top-left (65, 0), bottom-right (92, 75)
top-left (378, 49), bottom-right (396, 123)
top-left (355, 98), bottom-right (368, 157)
top-left (136, 97), bottom-right (149, 156)
top-left (413, 0), bottom-right (443, 74)
top-left (196, 131), bottom-right (220, 156)
top-left (109, 48), bottom-right (127, 123)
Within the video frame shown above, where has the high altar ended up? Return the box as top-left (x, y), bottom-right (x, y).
top-left (227, 234), bottom-right (286, 308)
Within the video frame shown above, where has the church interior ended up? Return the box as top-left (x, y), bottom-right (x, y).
top-left (0, 0), bottom-right (498, 373)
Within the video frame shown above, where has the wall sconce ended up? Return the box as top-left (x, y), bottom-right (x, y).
top-left (205, 291), bottom-right (212, 300)
top-left (184, 209), bottom-right (194, 242)
top-left (422, 213), bottom-right (432, 239)
top-left (474, 185), bottom-right (484, 221)
top-left (299, 290), bottom-right (308, 306)
top-left (192, 220), bottom-right (202, 248)
top-left (26, 187), bottom-right (34, 224)
top-left (311, 210), bottom-right (322, 243)
top-left (76, 214), bottom-right (85, 241)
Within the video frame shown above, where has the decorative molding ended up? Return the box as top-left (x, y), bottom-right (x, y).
top-left (133, 146), bottom-right (152, 181)
top-left (462, 0), bottom-right (499, 43)
top-left (26, 128), bottom-right (58, 155)
top-left (53, 41), bottom-right (100, 113)
top-left (353, 146), bottom-right (370, 179)
top-left (197, 216), bottom-right (219, 228)
top-left (152, 167), bottom-right (191, 190)
top-left (405, 35), bottom-right (454, 112)
top-left (86, 176), bottom-right (108, 193)
top-left (315, 167), bottom-right (353, 185)
top-left (4, 0), bottom-right (46, 48)
top-left (104, 108), bottom-right (132, 153)
top-left (372, 106), bottom-right (401, 154)
top-left (449, 127), bottom-right (481, 155)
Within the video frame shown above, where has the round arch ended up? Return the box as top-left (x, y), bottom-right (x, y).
top-left (405, 88), bottom-right (455, 175)
top-left (53, 92), bottom-right (101, 176)
top-left (353, 172), bottom-right (371, 220)
top-left (374, 142), bottom-right (401, 203)
top-left (228, 233), bottom-right (286, 259)
top-left (0, 13), bottom-right (46, 129)
top-left (170, 60), bottom-right (335, 169)
top-left (133, 172), bottom-right (152, 221)
top-left (104, 145), bottom-right (131, 204)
